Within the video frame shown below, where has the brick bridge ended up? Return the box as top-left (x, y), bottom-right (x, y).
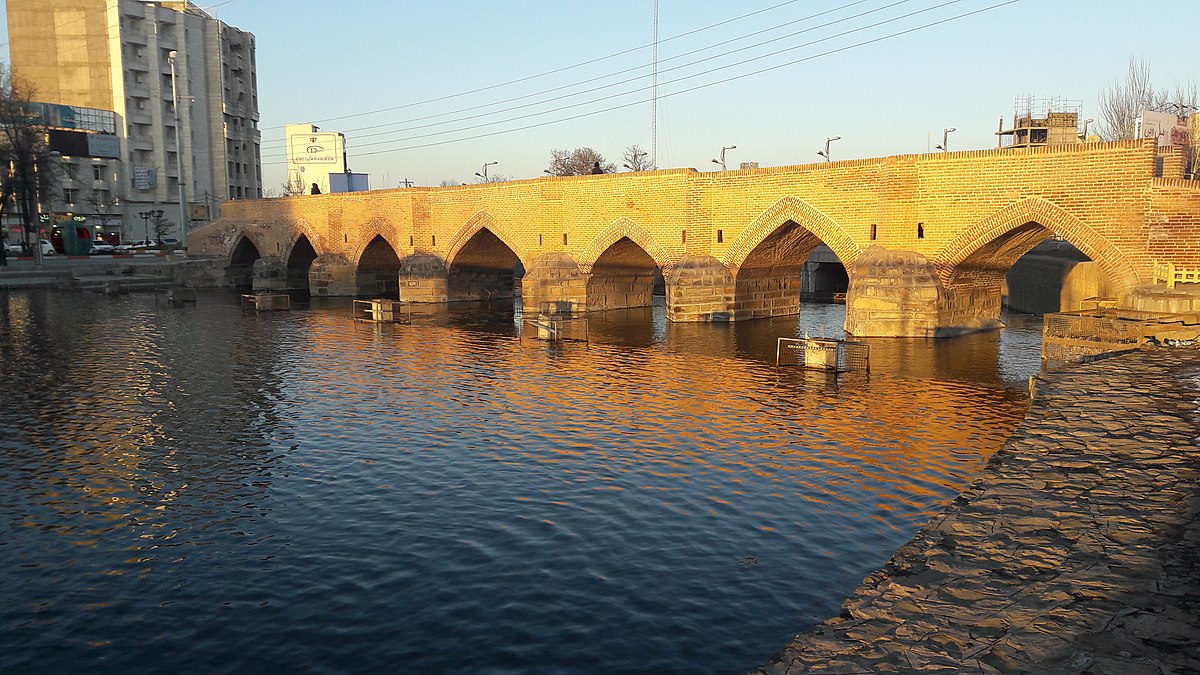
top-left (190, 139), bottom-right (1200, 336)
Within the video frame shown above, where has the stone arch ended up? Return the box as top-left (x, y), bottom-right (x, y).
top-left (444, 211), bottom-right (526, 270)
top-left (578, 217), bottom-right (673, 275)
top-left (226, 229), bottom-right (266, 265)
top-left (280, 218), bottom-right (325, 261)
top-left (721, 196), bottom-right (861, 271)
top-left (933, 197), bottom-right (1141, 291)
top-left (349, 218), bottom-right (402, 268)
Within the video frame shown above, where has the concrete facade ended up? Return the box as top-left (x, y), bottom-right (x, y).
top-left (7, 0), bottom-right (263, 234)
top-left (189, 140), bottom-right (1200, 337)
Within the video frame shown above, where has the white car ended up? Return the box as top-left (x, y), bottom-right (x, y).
top-left (89, 240), bottom-right (116, 255)
top-left (4, 240), bottom-right (54, 256)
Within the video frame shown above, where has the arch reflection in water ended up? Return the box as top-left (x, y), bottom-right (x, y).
top-left (0, 290), bottom-right (1031, 674)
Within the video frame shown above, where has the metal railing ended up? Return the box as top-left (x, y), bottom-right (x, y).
top-left (1154, 262), bottom-right (1200, 289)
top-left (1042, 308), bottom-right (1200, 364)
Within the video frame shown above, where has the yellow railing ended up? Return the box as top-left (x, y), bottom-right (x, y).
top-left (1154, 262), bottom-right (1200, 289)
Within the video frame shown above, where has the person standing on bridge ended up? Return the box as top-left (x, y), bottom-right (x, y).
top-left (310, 183), bottom-right (321, 195)
top-left (591, 161), bottom-right (604, 174)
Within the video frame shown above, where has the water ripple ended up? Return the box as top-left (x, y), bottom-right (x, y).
top-left (0, 290), bottom-right (1033, 674)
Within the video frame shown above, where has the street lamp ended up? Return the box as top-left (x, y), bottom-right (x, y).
top-left (1080, 118), bottom-right (1095, 141)
top-left (624, 150), bottom-right (648, 172)
top-left (168, 50), bottom-right (189, 250)
top-left (475, 161), bottom-right (498, 182)
top-left (711, 145), bottom-right (736, 171)
top-left (138, 209), bottom-right (162, 242)
top-left (935, 127), bottom-right (956, 152)
top-left (817, 136), bottom-right (841, 162)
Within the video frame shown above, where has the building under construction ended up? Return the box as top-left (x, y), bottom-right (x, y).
top-left (997, 96), bottom-right (1087, 148)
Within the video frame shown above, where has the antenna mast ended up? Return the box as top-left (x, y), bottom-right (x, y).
top-left (652, 0), bottom-right (659, 170)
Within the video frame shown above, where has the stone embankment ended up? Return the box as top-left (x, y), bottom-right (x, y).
top-left (758, 350), bottom-right (1200, 674)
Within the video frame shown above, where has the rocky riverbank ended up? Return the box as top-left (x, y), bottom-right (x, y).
top-left (758, 350), bottom-right (1200, 674)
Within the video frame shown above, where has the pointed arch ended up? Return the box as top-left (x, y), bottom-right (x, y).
top-left (349, 219), bottom-right (402, 267)
top-left (578, 217), bottom-right (673, 275)
top-left (281, 218), bottom-right (325, 261)
top-left (722, 196), bottom-right (860, 270)
top-left (226, 229), bottom-right (265, 266)
top-left (444, 211), bottom-right (526, 270)
top-left (933, 197), bottom-right (1142, 290)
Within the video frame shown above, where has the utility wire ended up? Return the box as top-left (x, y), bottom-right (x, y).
top-left (261, 0), bottom-right (969, 160)
top-left (259, 0), bottom-right (830, 132)
top-left (262, 0), bottom-right (1019, 165)
top-left (259, 0), bottom-right (910, 150)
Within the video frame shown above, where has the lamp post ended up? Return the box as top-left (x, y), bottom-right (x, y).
top-left (623, 150), bottom-right (648, 172)
top-left (138, 211), bottom-right (151, 241)
top-left (935, 127), bottom-right (956, 152)
top-left (33, 151), bottom-right (62, 267)
top-left (1081, 118), bottom-right (1094, 141)
top-left (168, 50), bottom-right (188, 250)
top-left (817, 136), bottom-right (841, 162)
top-left (710, 145), bottom-right (736, 171)
top-left (475, 161), bottom-right (498, 183)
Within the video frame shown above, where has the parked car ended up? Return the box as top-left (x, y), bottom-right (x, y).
top-left (161, 237), bottom-right (182, 249)
top-left (89, 240), bottom-right (116, 255)
top-left (130, 239), bottom-right (157, 250)
top-left (4, 240), bottom-right (54, 256)
top-left (113, 242), bottom-right (136, 253)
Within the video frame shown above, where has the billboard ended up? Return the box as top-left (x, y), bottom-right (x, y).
top-left (87, 134), bottom-right (121, 159)
top-left (288, 132), bottom-right (343, 165)
top-left (1138, 111), bottom-right (1189, 147)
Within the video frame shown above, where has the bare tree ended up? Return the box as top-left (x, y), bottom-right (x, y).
top-left (545, 147), bottom-right (616, 176)
top-left (439, 179), bottom-right (463, 187)
top-left (281, 168), bottom-right (306, 196)
top-left (0, 64), bottom-right (57, 261)
top-left (1097, 56), bottom-right (1198, 140)
top-left (88, 193), bottom-right (120, 242)
top-left (151, 212), bottom-right (173, 245)
top-left (622, 144), bottom-right (652, 172)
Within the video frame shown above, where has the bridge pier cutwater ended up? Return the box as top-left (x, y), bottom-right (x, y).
top-left (193, 140), bottom-right (1200, 336)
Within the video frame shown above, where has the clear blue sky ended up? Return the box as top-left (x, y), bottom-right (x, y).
top-left (2, 0), bottom-right (1197, 190)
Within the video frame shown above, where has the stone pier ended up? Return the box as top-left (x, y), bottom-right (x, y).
top-left (757, 350), bottom-right (1200, 674)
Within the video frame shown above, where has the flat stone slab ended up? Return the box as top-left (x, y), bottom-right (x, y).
top-left (756, 350), bottom-right (1200, 674)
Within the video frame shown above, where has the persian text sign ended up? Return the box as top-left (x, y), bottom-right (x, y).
top-left (288, 132), bottom-right (341, 165)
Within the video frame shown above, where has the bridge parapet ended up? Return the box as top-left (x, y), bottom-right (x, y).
top-left (187, 140), bottom-right (1198, 336)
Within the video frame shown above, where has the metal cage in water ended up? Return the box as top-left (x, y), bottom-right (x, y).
top-left (775, 336), bottom-right (870, 373)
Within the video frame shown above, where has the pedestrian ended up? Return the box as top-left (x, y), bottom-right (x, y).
top-left (311, 183), bottom-right (321, 195)
top-left (591, 161), bottom-right (603, 175)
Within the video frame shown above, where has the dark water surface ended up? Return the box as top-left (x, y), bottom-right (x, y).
top-left (0, 291), bottom-right (1038, 674)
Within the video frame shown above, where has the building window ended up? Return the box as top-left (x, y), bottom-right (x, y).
top-left (63, 188), bottom-right (77, 203)
top-left (93, 165), bottom-right (104, 181)
top-left (870, 223), bottom-right (877, 240)
top-left (716, 229), bottom-right (723, 243)
top-left (917, 222), bottom-right (924, 239)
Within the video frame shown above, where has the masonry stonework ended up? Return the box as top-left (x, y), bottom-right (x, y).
top-left (190, 140), bottom-right (1200, 337)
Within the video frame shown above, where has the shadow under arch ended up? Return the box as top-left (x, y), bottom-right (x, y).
top-left (585, 235), bottom-right (664, 312)
top-left (227, 232), bottom-right (263, 289)
top-left (933, 197), bottom-right (1141, 293)
top-left (445, 214), bottom-right (523, 302)
top-left (722, 198), bottom-right (858, 320)
top-left (285, 233), bottom-right (319, 292)
top-left (445, 212), bottom-right (527, 271)
top-left (355, 234), bottom-right (402, 297)
top-left (578, 218), bottom-right (673, 275)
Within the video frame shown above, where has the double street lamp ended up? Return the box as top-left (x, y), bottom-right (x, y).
top-left (935, 127), bottom-right (956, 152)
top-left (817, 136), bottom-right (841, 162)
top-left (138, 209), bottom-right (163, 241)
top-left (711, 145), bottom-right (736, 171)
top-left (475, 161), bottom-right (498, 182)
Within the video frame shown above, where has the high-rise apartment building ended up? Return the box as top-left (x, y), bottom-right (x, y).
top-left (7, 0), bottom-right (261, 237)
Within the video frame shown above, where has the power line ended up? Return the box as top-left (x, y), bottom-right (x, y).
top-left (260, 0), bottom-right (904, 151)
top-left (264, 0), bottom-right (1018, 165)
top-left (262, 0), bottom-right (973, 161)
top-left (258, 0), bottom-right (827, 133)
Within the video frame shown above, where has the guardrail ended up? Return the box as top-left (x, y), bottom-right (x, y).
top-left (1042, 308), bottom-right (1200, 365)
top-left (1153, 262), bottom-right (1200, 289)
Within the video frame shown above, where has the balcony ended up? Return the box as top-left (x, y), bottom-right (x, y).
top-left (125, 84), bottom-right (151, 99)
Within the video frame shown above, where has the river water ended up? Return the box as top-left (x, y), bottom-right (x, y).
top-left (0, 291), bottom-right (1039, 673)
